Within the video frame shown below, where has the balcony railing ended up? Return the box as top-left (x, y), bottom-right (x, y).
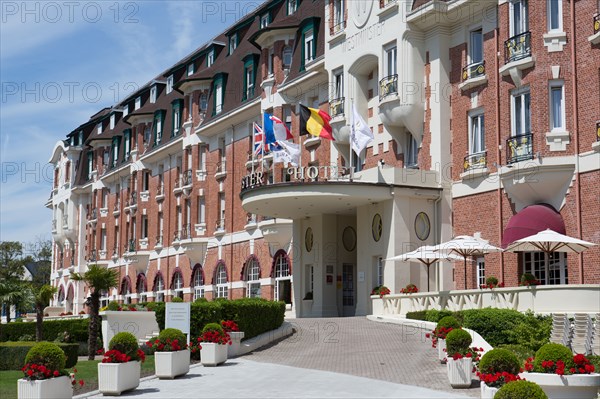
top-left (463, 151), bottom-right (487, 172)
top-left (330, 20), bottom-right (346, 36)
top-left (596, 121), bottom-right (600, 142)
top-left (506, 133), bottom-right (534, 164)
top-left (462, 60), bottom-right (485, 81)
top-left (594, 14), bottom-right (600, 34)
top-left (155, 235), bottom-right (163, 247)
top-left (215, 162), bottom-right (226, 177)
top-left (215, 218), bottom-right (226, 231)
top-left (125, 239), bottom-right (136, 253)
top-left (114, 201), bottom-right (120, 212)
top-left (379, 0), bottom-right (397, 7)
top-left (329, 97), bottom-right (345, 118)
top-left (183, 169), bottom-right (193, 186)
top-left (126, 192), bottom-right (137, 207)
top-left (379, 74), bottom-right (398, 100)
top-left (89, 249), bottom-right (97, 262)
top-left (505, 31), bottom-right (531, 64)
top-left (182, 223), bottom-right (191, 240)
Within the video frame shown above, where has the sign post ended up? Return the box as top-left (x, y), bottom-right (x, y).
top-left (165, 302), bottom-right (191, 345)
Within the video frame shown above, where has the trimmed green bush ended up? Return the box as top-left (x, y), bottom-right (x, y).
top-left (109, 332), bottom-right (139, 359)
top-left (0, 318), bottom-right (94, 343)
top-left (158, 328), bottom-right (186, 343)
top-left (107, 301), bottom-right (120, 311)
top-left (194, 297), bottom-right (208, 303)
top-left (171, 297), bottom-right (184, 303)
top-left (405, 311), bottom-right (428, 321)
top-left (0, 342), bottom-right (78, 370)
top-left (427, 310), bottom-right (458, 323)
top-left (533, 343), bottom-right (575, 372)
top-left (479, 348), bottom-right (521, 375)
top-left (494, 380), bottom-right (548, 399)
top-left (437, 316), bottom-right (462, 330)
top-left (496, 344), bottom-right (535, 365)
top-left (24, 342), bottom-right (66, 371)
top-left (202, 323), bottom-right (224, 334)
top-left (446, 329), bottom-right (472, 354)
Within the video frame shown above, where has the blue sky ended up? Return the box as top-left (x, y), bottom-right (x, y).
top-left (1, 0), bottom-right (261, 243)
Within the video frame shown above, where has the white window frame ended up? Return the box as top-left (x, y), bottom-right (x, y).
top-left (215, 82), bottom-right (223, 114)
top-left (476, 257), bottom-right (485, 287)
top-left (509, 0), bottom-right (529, 37)
top-left (305, 264), bottom-right (314, 295)
top-left (173, 106), bottom-right (180, 134)
top-left (288, 0), bottom-right (297, 14)
top-left (215, 264), bottom-right (228, 298)
top-left (511, 87), bottom-right (531, 136)
top-left (187, 63), bottom-right (194, 76)
top-left (522, 252), bottom-right (568, 285)
top-left (260, 14), bottom-right (269, 28)
top-left (167, 75), bottom-right (174, 94)
top-left (135, 96), bottom-right (141, 110)
top-left (267, 47), bottom-right (274, 76)
top-left (245, 259), bottom-right (261, 298)
top-left (334, 0), bottom-right (344, 26)
top-left (200, 93), bottom-right (208, 112)
top-left (150, 86), bottom-right (157, 103)
top-left (469, 27), bottom-right (483, 64)
top-left (333, 68), bottom-right (344, 98)
top-left (229, 33), bottom-right (237, 54)
top-left (549, 80), bottom-right (565, 132)
top-left (197, 196), bottom-right (205, 225)
top-left (282, 46), bottom-right (293, 69)
top-left (207, 50), bottom-right (215, 67)
top-left (405, 133), bottom-right (419, 168)
top-left (384, 42), bottom-right (397, 77)
top-left (96, 122), bottom-right (102, 135)
top-left (468, 109), bottom-right (485, 154)
top-left (173, 272), bottom-right (184, 297)
top-left (156, 116), bottom-right (163, 144)
top-left (110, 114), bottom-right (115, 130)
top-left (304, 29), bottom-right (314, 63)
top-left (547, 0), bottom-right (562, 32)
top-left (123, 104), bottom-right (129, 117)
top-left (246, 65), bottom-right (254, 97)
top-left (274, 253), bottom-right (291, 302)
top-left (376, 256), bottom-right (384, 287)
top-left (154, 275), bottom-right (165, 302)
top-left (193, 268), bottom-right (205, 300)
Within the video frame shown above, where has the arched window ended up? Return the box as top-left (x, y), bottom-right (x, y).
top-left (272, 250), bottom-right (292, 305)
top-left (192, 264), bottom-right (205, 300)
top-left (214, 262), bottom-right (228, 298)
top-left (153, 273), bottom-right (165, 302)
top-left (171, 269), bottom-right (184, 299)
top-left (57, 286), bottom-right (65, 306)
top-left (120, 277), bottom-right (132, 304)
top-left (136, 273), bottom-right (147, 303)
top-left (244, 257), bottom-right (261, 298)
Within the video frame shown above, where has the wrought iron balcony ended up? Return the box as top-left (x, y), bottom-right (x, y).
top-left (215, 218), bottom-right (226, 231)
top-left (329, 97), bottom-right (345, 118)
top-left (595, 14), bottom-right (600, 34)
top-left (463, 151), bottom-right (487, 172)
top-left (155, 235), bottom-right (163, 247)
top-left (379, 74), bottom-right (398, 100)
top-left (330, 20), bottom-right (346, 36)
top-left (125, 239), bottom-right (136, 253)
top-left (505, 31), bottom-right (531, 64)
top-left (462, 60), bottom-right (485, 81)
top-left (506, 133), bottom-right (534, 164)
top-left (183, 169), bottom-right (193, 186)
top-left (89, 249), bottom-right (97, 262)
top-left (182, 223), bottom-right (191, 240)
top-left (596, 121), bottom-right (600, 142)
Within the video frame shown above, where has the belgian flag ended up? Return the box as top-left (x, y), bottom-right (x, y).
top-left (299, 104), bottom-right (335, 141)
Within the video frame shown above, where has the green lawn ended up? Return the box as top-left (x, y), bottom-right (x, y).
top-left (0, 356), bottom-right (155, 399)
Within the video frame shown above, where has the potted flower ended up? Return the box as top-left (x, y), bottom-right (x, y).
top-left (18, 342), bottom-right (72, 399)
top-left (520, 343), bottom-right (599, 399)
top-left (370, 285), bottom-right (390, 298)
top-left (495, 380), bottom-right (548, 399)
top-left (98, 331), bottom-right (145, 395)
top-left (400, 284), bottom-right (419, 294)
top-left (477, 348), bottom-right (522, 398)
top-left (197, 323), bottom-right (231, 367)
top-left (520, 273), bottom-right (541, 287)
top-left (222, 320), bottom-right (244, 357)
top-left (445, 329), bottom-right (481, 388)
top-left (425, 316), bottom-right (461, 363)
top-left (149, 328), bottom-right (189, 379)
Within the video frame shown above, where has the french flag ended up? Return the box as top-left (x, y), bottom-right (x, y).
top-left (264, 113), bottom-right (293, 145)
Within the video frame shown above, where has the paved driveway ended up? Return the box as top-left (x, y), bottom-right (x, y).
top-left (243, 317), bottom-right (480, 397)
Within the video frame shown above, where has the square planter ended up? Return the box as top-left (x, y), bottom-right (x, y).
top-left (518, 372), bottom-right (600, 399)
top-left (154, 350), bottom-right (190, 379)
top-left (447, 357), bottom-right (473, 388)
top-left (437, 338), bottom-right (446, 363)
top-left (227, 331), bottom-right (245, 357)
top-left (200, 343), bottom-right (228, 367)
top-left (480, 381), bottom-right (499, 399)
top-left (18, 376), bottom-right (72, 399)
top-left (98, 361), bottom-right (141, 395)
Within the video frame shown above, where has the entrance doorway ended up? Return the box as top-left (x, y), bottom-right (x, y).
top-left (342, 263), bottom-right (356, 316)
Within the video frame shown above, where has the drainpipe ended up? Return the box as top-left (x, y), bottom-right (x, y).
top-left (494, 20), bottom-right (505, 282)
top-left (230, 125), bottom-right (235, 299)
top-left (167, 154), bottom-right (172, 300)
top-left (570, 0), bottom-right (583, 283)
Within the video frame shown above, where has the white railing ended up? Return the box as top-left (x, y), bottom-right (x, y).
top-left (372, 285), bottom-right (600, 317)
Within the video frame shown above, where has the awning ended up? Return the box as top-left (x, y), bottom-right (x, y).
top-left (502, 204), bottom-right (566, 248)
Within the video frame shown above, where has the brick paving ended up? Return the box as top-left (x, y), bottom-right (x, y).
top-left (243, 317), bottom-right (480, 398)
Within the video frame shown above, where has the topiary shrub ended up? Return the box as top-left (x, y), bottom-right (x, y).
top-left (158, 328), bottom-right (186, 343)
top-left (106, 301), bottom-right (120, 311)
top-left (479, 348), bottom-right (521, 375)
top-left (24, 342), bottom-right (66, 372)
top-left (437, 315), bottom-right (462, 330)
top-left (532, 343), bottom-right (575, 372)
top-left (425, 309), bottom-right (457, 323)
top-left (446, 329), bottom-right (472, 355)
top-left (108, 332), bottom-right (139, 359)
top-left (171, 297), bottom-right (183, 303)
top-left (494, 380), bottom-right (548, 399)
top-left (496, 344), bottom-right (535, 365)
top-left (202, 323), bottom-right (224, 334)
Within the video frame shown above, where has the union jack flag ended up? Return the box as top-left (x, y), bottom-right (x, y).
top-left (253, 123), bottom-right (264, 156)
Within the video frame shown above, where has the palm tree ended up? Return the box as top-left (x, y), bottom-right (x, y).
top-left (33, 284), bottom-right (57, 341)
top-left (71, 265), bottom-right (118, 360)
top-left (0, 280), bottom-right (32, 323)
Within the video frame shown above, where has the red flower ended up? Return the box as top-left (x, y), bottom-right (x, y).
top-left (27, 369), bottom-right (33, 376)
top-left (79, 379), bottom-right (84, 386)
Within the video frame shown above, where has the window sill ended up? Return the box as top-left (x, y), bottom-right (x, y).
top-left (328, 29), bottom-right (346, 44)
top-left (459, 74), bottom-right (488, 92)
top-left (140, 190), bottom-right (150, 202)
top-left (377, 1), bottom-right (399, 18)
top-left (499, 56), bottom-right (535, 87)
top-left (591, 141), bottom-right (600, 152)
top-left (543, 31), bottom-right (567, 52)
top-left (304, 136), bottom-right (321, 149)
top-left (545, 130), bottom-right (570, 151)
top-left (460, 167), bottom-right (490, 181)
top-left (589, 30), bottom-right (600, 45)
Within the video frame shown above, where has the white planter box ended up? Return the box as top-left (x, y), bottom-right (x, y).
top-left (100, 311), bottom-right (159, 352)
top-left (437, 338), bottom-right (446, 363)
top-left (98, 361), bottom-right (141, 395)
top-left (447, 357), bottom-right (473, 388)
top-left (518, 372), bottom-right (600, 399)
top-left (480, 381), bottom-right (499, 399)
top-left (200, 343), bottom-right (228, 367)
top-left (228, 331), bottom-right (245, 357)
top-left (18, 376), bottom-right (72, 399)
top-left (154, 350), bottom-right (190, 379)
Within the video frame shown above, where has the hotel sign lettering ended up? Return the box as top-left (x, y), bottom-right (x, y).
top-left (241, 166), bottom-right (352, 191)
top-left (241, 172), bottom-right (264, 190)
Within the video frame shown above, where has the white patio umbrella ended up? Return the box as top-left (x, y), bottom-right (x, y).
top-left (505, 229), bottom-right (598, 254)
top-left (433, 236), bottom-right (503, 289)
top-left (385, 246), bottom-right (463, 292)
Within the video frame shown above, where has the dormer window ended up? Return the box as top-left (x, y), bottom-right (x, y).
top-left (207, 50), bottom-right (215, 67)
top-left (282, 45), bottom-right (293, 69)
top-left (167, 75), bottom-right (174, 93)
top-left (304, 29), bottom-right (314, 63)
top-left (260, 14), bottom-right (269, 28)
top-left (110, 114), bottom-right (116, 130)
top-left (123, 104), bottom-right (129, 117)
top-left (187, 63), bottom-right (194, 76)
top-left (150, 86), bottom-right (157, 103)
top-left (135, 96), bottom-right (141, 110)
top-left (78, 130), bottom-right (83, 145)
top-left (97, 122), bottom-right (103, 135)
top-left (287, 0), bottom-right (298, 15)
top-left (229, 33), bottom-right (237, 55)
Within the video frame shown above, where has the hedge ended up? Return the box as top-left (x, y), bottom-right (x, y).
top-left (151, 298), bottom-right (285, 340)
top-left (0, 342), bottom-right (78, 370)
top-left (0, 318), bottom-right (94, 343)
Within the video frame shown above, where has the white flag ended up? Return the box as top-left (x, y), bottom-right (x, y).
top-left (273, 141), bottom-right (300, 166)
top-left (351, 105), bottom-right (374, 156)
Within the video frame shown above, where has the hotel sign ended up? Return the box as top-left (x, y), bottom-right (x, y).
top-left (241, 166), bottom-right (352, 191)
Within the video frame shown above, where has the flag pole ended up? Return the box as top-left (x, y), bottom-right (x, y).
top-left (251, 123), bottom-right (255, 176)
top-left (298, 102), bottom-right (303, 175)
top-left (349, 97), bottom-right (354, 182)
